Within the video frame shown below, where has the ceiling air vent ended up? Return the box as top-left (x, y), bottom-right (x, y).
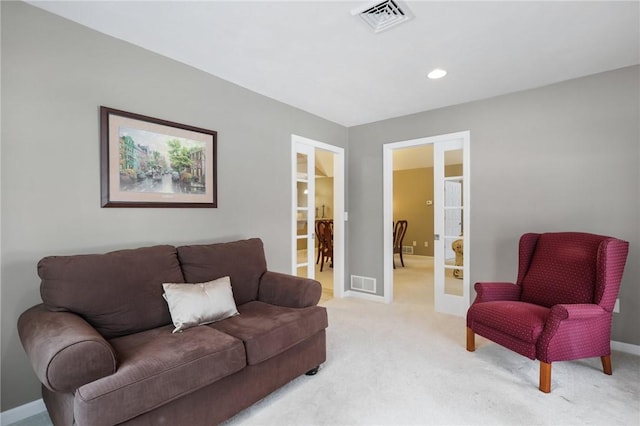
top-left (353, 0), bottom-right (413, 34)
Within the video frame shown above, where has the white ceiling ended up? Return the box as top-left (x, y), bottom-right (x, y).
top-left (29, 1), bottom-right (639, 127)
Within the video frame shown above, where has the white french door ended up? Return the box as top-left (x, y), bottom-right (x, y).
top-left (383, 131), bottom-right (470, 309)
top-left (292, 143), bottom-right (316, 279)
top-left (291, 135), bottom-right (345, 298)
top-left (433, 135), bottom-right (470, 316)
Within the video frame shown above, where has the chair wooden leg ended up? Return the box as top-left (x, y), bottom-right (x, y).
top-left (601, 355), bottom-right (612, 375)
top-left (400, 251), bottom-right (405, 267)
top-left (466, 327), bottom-right (475, 352)
top-left (539, 361), bottom-right (552, 393)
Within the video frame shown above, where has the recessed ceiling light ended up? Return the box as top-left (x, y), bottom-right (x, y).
top-left (427, 69), bottom-right (447, 79)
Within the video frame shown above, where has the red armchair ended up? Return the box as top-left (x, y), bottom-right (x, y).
top-left (466, 232), bottom-right (629, 393)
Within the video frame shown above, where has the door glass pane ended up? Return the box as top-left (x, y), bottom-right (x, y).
top-left (297, 153), bottom-right (308, 179)
top-left (445, 237), bottom-right (464, 268)
top-left (296, 266), bottom-right (308, 278)
top-left (445, 209), bottom-right (462, 238)
top-left (445, 276), bottom-right (463, 296)
top-left (296, 218), bottom-right (308, 237)
top-left (444, 149), bottom-right (463, 177)
top-left (297, 181), bottom-right (308, 208)
top-left (444, 237), bottom-right (458, 266)
top-left (444, 236), bottom-right (463, 295)
top-left (444, 179), bottom-right (462, 207)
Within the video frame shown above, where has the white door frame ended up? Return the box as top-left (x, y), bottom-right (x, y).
top-left (291, 134), bottom-right (345, 299)
top-left (382, 131), bottom-right (470, 312)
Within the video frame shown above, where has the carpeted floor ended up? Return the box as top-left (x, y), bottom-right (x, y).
top-left (222, 256), bottom-right (640, 425)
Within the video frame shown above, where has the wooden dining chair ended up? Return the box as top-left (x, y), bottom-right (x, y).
top-left (318, 220), bottom-right (333, 272)
top-left (315, 220), bottom-right (324, 265)
top-left (393, 220), bottom-right (408, 269)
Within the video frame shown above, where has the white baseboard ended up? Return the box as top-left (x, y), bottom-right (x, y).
top-left (344, 289), bottom-right (385, 303)
top-left (0, 398), bottom-right (45, 426)
top-left (612, 340), bottom-right (640, 356)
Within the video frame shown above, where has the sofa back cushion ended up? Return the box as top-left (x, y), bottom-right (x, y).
top-left (39, 245), bottom-right (184, 338)
top-left (177, 238), bottom-right (267, 306)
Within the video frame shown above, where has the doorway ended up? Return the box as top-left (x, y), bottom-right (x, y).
top-left (291, 134), bottom-right (345, 300)
top-left (391, 145), bottom-right (436, 306)
top-left (383, 132), bottom-right (470, 316)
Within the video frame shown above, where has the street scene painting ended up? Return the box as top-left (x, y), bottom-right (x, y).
top-left (101, 107), bottom-right (217, 207)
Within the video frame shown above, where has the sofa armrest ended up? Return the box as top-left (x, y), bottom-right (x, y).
top-left (473, 282), bottom-right (521, 303)
top-left (258, 271), bottom-right (322, 308)
top-left (18, 304), bottom-right (117, 393)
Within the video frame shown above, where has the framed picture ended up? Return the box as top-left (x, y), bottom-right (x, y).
top-left (100, 106), bottom-right (217, 208)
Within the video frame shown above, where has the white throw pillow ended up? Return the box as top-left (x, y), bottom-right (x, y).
top-left (163, 277), bottom-right (239, 333)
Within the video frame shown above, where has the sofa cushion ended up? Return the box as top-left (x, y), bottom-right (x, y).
top-left (177, 238), bottom-right (267, 306)
top-left (74, 325), bottom-right (246, 426)
top-left (163, 277), bottom-right (239, 333)
top-left (210, 301), bottom-right (328, 365)
top-left (39, 245), bottom-right (184, 339)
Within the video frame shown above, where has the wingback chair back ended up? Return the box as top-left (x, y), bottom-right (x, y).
top-left (519, 233), bottom-right (616, 307)
top-left (466, 232), bottom-right (629, 393)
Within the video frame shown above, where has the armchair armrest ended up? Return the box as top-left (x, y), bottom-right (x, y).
top-left (538, 304), bottom-right (610, 362)
top-left (547, 303), bottom-right (606, 322)
top-left (258, 271), bottom-right (322, 308)
top-left (473, 282), bottom-right (521, 303)
top-left (18, 304), bottom-right (117, 393)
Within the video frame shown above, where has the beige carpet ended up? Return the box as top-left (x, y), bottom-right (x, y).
top-left (223, 255), bottom-right (640, 425)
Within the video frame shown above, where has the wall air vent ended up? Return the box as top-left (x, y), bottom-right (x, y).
top-left (353, 0), bottom-right (413, 34)
top-left (351, 275), bottom-right (377, 293)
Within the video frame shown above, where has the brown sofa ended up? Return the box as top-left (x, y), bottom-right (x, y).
top-left (18, 238), bottom-right (327, 425)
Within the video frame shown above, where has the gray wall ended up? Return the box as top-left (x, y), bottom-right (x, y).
top-left (348, 65), bottom-right (639, 343)
top-left (0, 2), bottom-right (347, 411)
